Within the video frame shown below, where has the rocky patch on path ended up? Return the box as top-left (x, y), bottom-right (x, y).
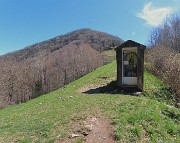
top-left (57, 116), bottom-right (114, 143)
top-left (83, 116), bottom-right (114, 143)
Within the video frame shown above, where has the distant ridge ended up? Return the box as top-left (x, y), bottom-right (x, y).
top-left (2, 28), bottom-right (123, 61)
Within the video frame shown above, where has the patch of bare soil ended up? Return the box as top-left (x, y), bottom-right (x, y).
top-left (57, 115), bottom-right (115, 143)
top-left (83, 116), bottom-right (114, 143)
top-left (77, 83), bottom-right (104, 94)
top-left (77, 79), bottom-right (142, 95)
top-left (77, 77), bottom-right (115, 94)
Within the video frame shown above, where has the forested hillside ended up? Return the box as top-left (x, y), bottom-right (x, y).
top-left (3, 28), bottom-right (122, 61)
top-left (0, 29), bottom-right (123, 108)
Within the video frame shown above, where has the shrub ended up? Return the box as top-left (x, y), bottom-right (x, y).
top-left (146, 13), bottom-right (180, 105)
top-left (145, 46), bottom-right (180, 103)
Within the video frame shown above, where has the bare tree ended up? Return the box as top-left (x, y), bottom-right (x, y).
top-left (146, 13), bottom-right (180, 104)
top-left (149, 13), bottom-right (180, 52)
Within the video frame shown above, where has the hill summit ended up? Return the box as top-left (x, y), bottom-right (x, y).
top-left (0, 28), bottom-right (123, 107)
top-left (4, 28), bottom-right (123, 60)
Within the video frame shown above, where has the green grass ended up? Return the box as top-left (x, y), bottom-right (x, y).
top-left (144, 71), bottom-right (175, 105)
top-left (0, 61), bottom-right (179, 143)
top-left (101, 49), bottom-right (116, 63)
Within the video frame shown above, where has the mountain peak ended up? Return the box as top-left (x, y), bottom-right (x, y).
top-left (2, 29), bottom-right (123, 60)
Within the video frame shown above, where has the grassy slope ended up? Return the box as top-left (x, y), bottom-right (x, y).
top-left (101, 49), bottom-right (116, 63)
top-left (0, 62), bottom-right (179, 143)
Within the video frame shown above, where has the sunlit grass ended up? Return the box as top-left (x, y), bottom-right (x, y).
top-left (0, 61), bottom-right (179, 143)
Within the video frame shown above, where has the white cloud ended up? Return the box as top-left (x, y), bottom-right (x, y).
top-left (137, 2), bottom-right (173, 27)
top-left (131, 32), bottom-right (136, 36)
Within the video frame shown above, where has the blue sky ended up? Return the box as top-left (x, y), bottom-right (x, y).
top-left (0, 0), bottom-right (180, 55)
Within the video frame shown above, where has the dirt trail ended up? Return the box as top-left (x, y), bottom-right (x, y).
top-left (77, 83), bottom-right (104, 94)
top-left (57, 115), bottom-right (115, 143)
top-left (58, 78), bottom-right (115, 143)
top-left (83, 116), bottom-right (114, 143)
